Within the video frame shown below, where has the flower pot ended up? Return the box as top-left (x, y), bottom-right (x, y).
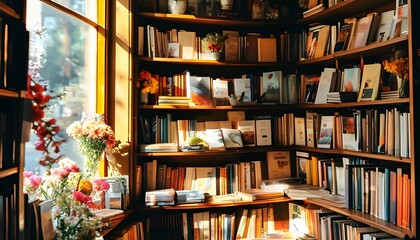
top-left (168, 0), bottom-right (186, 14)
top-left (209, 52), bottom-right (222, 60)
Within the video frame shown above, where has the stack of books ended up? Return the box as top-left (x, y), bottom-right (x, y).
top-left (145, 188), bottom-right (176, 206)
top-left (326, 92), bottom-right (341, 103)
top-left (158, 96), bottom-right (190, 106)
top-left (380, 90), bottom-right (400, 100)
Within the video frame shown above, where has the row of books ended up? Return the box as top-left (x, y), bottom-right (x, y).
top-left (294, 153), bottom-right (412, 229)
top-left (145, 160), bottom-right (265, 195)
top-left (104, 220), bottom-right (144, 240)
top-left (289, 202), bottom-right (403, 240)
top-left (139, 25), bottom-right (282, 63)
top-left (0, 184), bottom-right (18, 240)
top-left (302, 5), bottom-right (408, 60)
top-left (143, 204), bottom-right (289, 240)
top-left (295, 108), bottom-right (411, 158)
top-left (145, 69), bottom-right (298, 106)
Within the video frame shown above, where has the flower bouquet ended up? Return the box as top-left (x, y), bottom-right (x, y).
top-left (67, 113), bottom-right (118, 178)
top-left (382, 49), bottom-right (409, 98)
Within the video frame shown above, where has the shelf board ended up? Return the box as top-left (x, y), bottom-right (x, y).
top-left (294, 146), bottom-right (411, 163)
top-left (137, 12), bottom-right (291, 28)
top-left (0, 167), bottom-right (18, 179)
top-left (138, 146), bottom-right (284, 157)
top-left (296, 35), bottom-right (408, 66)
top-left (304, 198), bottom-right (414, 239)
top-left (296, 0), bottom-right (394, 25)
top-left (0, 2), bottom-right (20, 19)
top-left (138, 197), bottom-right (291, 211)
top-left (137, 56), bottom-right (289, 68)
top-left (0, 89), bottom-right (19, 98)
top-left (138, 98), bottom-right (409, 110)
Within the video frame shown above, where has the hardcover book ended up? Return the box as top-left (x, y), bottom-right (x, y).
top-left (317, 115), bottom-right (335, 149)
top-left (357, 63), bottom-right (382, 102)
top-left (266, 151), bottom-right (291, 179)
top-left (294, 117), bottom-right (306, 146)
top-left (255, 119), bottom-right (272, 146)
top-left (375, 10), bottom-right (395, 42)
top-left (205, 129), bottom-right (225, 150)
top-left (223, 30), bottom-right (239, 61)
top-left (188, 76), bottom-right (212, 106)
top-left (257, 38), bottom-right (277, 62)
top-left (352, 14), bottom-right (374, 49)
top-left (233, 78), bottom-right (252, 102)
top-left (221, 128), bottom-right (244, 148)
top-left (341, 116), bottom-right (357, 151)
top-left (342, 67), bottom-right (360, 92)
top-left (334, 23), bottom-right (351, 52)
top-left (212, 78), bottom-right (230, 106)
top-left (237, 120), bottom-right (256, 147)
top-left (261, 71), bottom-right (282, 103)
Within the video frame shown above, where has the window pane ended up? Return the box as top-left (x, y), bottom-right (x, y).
top-left (25, 0), bottom-right (97, 173)
top-left (51, 0), bottom-right (97, 22)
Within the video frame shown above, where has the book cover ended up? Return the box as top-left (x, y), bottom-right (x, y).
top-left (188, 76), bottom-right (212, 106)
top-left (306, 27), bottom-right (319, 59)
top-left (317, 115), bottom-right (335, 149)
top-left (237, 120), bottom-right (256, 147)
top-left (212, 78), bottom-right (230, 106)
top-left (266, 151), bottom-right (291, 179)
top-left (168, 42), bottom-right (180, 58)
top-left (193, 167), bottom-right (217, 195)
top-left (352, 14), bottom-right (374, 49)
top-left (233, 78), bottom-right (252, 102)
top-left (344, 17), bottom-right (358, 50)
top-left (261, 71), bottom-right (282, 103)
top-left (342, 67), bottom-right (360, 92)
top-left (223, 30), bottom-right (239, 61)
top-left (255, 119), bottom-right (272, 146)
top-left (221, 128), bottom-right (244, 148)
top-left (246, 33), bottom-right (261, 62)
top-left (334, 23), bottom-right (351, 52)
top-left (341, 116), bottom-right (357, 151)
top-left (205, 129), bottom-right (225, 150)
top-left (313, 25), bottom-right (330, 58)
top-left (294, 117), bottom-right (306, 146)
top-left (375, 10), bottom-right (395, 42)
top-left (357, 63), bottom-right (382, 102)
top-left (178, 31), bottom-right (196, 59)
top-left (314, 68), bottom-right (336, 104)
top-left (257, 38), bottom-right (277, 62)
top-left (305, 111), bottom-right (317, 148)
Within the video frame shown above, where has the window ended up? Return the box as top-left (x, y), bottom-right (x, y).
top-left (25, 0), bottom-right (105, 173)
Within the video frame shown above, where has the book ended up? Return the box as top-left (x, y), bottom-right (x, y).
top-left (334, 23), bottom-right (351, 52)
top-left (233, 78), bottom-right (252, 102)
top-left (375, 10), bottom-right (395, 42)
top-left (318, 115), bottom-right (335, 149)
top-left (223, 30), bottom-right (239, 61)
top-left (187, 75), bottom-right (212, 106)
top-left (266, 151), bottom-right (291, 179)
top-left (212, 78), bottom-right (230, 106)
top-left (341, 116), bottom-right (357, 151)
top-left (178, 31), bottom-right (196, 59)
top-left (261, 71), bottom-right (282, 103)
top-left (314, 68), bottom-right (336, 104)
top-left (255, 119), bottom-right (272, 146)
top-left (221, 128), bottom-right (244, 148)
top-left (342, 67), bottom-right (360, 92)
top-left (237, 120), bottom-right (256, 147)
top-left (246, 33), bottom-right (262, 62)
top-left (357, 63), bottom-right (382, 102)
top-left (235, 188), bottom-right (284, 201)
top-left (205, 129), bottom-right (225, 150)
top-left (352, 14), bottom-right (374, 49)
top-left (294, 117), bottom-right (306, 146)
top-left (344, 17), bottom-right (359, 50)
top-left (193, 167), bottom-right (217, 195)
top-left (258, 38), bottom-right (277, 62)
top-left (313, 25), bottom-right (330, 58)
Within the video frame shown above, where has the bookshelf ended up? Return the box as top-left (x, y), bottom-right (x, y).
top-left (131, 0), bottom-right (417, 239)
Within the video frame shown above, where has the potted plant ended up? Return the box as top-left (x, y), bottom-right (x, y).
top-left (202, 32), bottom-right (227, 60)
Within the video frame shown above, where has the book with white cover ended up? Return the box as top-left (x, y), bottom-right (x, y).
top-left (342, 67), bottom-right (360, 92)
top-left (314, 68), bottom-right (336, 104)
top-left (357, 63), bottom-right (382, 101)
top-left (375, 10), bottom-right (395, 42)
top-left (255, 119), bottom-right (272, 146)
top-left (317, 115), bottom-right (335, 149)
top-left (294, 117), bottom-right (306, 146)
top-left (205, 129), bottom-right (225, 150)
top-left (266, 151), bottom-right (291, 179)
top-left (233, 78), bottom-right (252, 102)
top-left (221, 128), bottom-right (244, 148)
top-left (261, 71), bottom-right (282, 103)
top-left (237, 120), bottom-right (256, 147)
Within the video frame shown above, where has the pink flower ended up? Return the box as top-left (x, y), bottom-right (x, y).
top-left (73, 190), bottom-right (92, 204)
top-left (58, 158), bottom-right (80, 173)
top-left (92, 179), bottom-right (110, 191)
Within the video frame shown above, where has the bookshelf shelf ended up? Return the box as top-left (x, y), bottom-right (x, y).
top-left (138, 12), bottom-right (292, 28)
top-left (0, 2), bottom-right (20, 19)
top-left (0, 89), bottom-right (19, 98)
top-left (304, 198), bottom-right (414, 239)
top-left (0, 167), bottom-right (19, 179)
top-left (296, 0), bottom-right (393, 25)
top-left (138, 197), bottom-right (291, 211)
top-left (296, 35), bottom-right (408, 66)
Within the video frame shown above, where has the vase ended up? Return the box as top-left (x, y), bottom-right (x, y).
top-left (220, 0), bottom-right (234, 10)
top-left (84, 153), bottom-right (102, 179)
top-left (139, 92), bottom-right (148, 105)
top-left (168, 0), bottom-right (186, 14)
top-left (209, 52), bottom-right (222, 60)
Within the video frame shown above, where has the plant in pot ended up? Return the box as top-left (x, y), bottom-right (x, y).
top-left (168, 0), bottom-right (187, 14)
top-left (202, 32), bottom-right (227, 60)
